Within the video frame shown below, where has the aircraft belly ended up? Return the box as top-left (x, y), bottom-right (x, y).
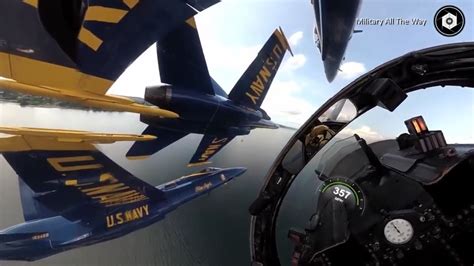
top-left (141, 109), bottom-right (245, 136)
top-left (0, 0), bottom-right (75, 68)
top-left (319, 0), bottom-right (361, 81)
top-left (0, 0), bottom-right (203, 83)
top-left (320, 0), bottom-right (361, 52)
top-left (77, 0), bottom-right (197, 80)
top-left (160, 170), bottom-right (241, 208)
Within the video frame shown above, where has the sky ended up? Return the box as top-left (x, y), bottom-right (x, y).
top-left (109, 0), bottom-right (473, 142)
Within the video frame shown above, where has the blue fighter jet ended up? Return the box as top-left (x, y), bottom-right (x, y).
top-left (127, 20), bottom-right (293, 166)
top-left (311, 0), bottom-right (362, 82)
top-left (0, 127), bottom-right (246, 261)
top-left (0, 0), bottom-right (219, 117)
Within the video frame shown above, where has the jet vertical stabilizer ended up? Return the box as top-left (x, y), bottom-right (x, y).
top-left (228, 28), bottom-right (292, 109)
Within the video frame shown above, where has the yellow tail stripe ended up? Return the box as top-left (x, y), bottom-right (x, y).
top-left (78, 27), bottom-right (103, 51)
top-left (123, 0), bottom-right (140, 9)
top-left (65, 180), bottom-right (78, 186)
top-left (22, 0), bottom-right (38, 8)
top-left (276, 28), bottom-right (294, 56)
top-left (84, 6), bottom-right (128, 23)
top-left (186, 17), bottom-right (197, 29)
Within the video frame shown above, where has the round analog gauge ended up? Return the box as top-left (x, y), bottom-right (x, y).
top-left (384, 218), bottom-right (414, 245)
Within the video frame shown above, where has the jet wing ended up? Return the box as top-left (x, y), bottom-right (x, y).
top-left (157, 18), bottom-right (215, 95)
top-left (188, 134), bottom-right (236, 167)
top-left (126, 126), bottom-right (189, 159)
top-left (0, 0), bottom-right (219, 117)
top-left (0, 127), bottom-right (164, 222)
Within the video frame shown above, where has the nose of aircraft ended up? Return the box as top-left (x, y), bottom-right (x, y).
top-left (324, 60), bottom-right (339, 83)
top-left (222, 167), bottom-right (247, 180)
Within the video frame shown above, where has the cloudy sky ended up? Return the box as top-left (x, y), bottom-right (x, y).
top-left (109, 0), bottom-right (473, 142)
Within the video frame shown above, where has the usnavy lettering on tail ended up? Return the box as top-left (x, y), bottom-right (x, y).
top-left (106, 204), bottom-right (150, 228)
top-left (197, 137), bottom-right (228, 162)
top-left (245, 44), bottom-right (285, 105)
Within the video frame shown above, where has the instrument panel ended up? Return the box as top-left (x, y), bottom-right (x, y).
top-left (309, 146), bottom-right (474, 265)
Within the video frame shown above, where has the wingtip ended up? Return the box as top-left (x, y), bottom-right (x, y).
top-left (151, 108), bottom-right (180, 119)
top-left (0, 127), bottom-right (157, 142)
top-left (140, 134), bottom-right (157, 141)
top-left (126, 155), bottom-right (151, 161)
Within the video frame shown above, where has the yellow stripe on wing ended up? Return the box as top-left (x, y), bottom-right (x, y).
top-left (22, 0), bottom-right (38, 8)
top-left (126, 155), bottom-right (151, 161)
top-left (0, 53), bottom-right (12, 79)
top-left (187, 161), bottom-right (213, 167)
top-left (47, 156), bottom-right (103, 172)
top-left (0, 78), bottom-right (179, 118)
top-left (0, 127), bottom-right (157, 152)
top-left (84, 6), bottom-right (129, 23)
top-left (0, 127), bottom-right (157, 142)
top-left (78, 27), bottom-right (104, 51)
top-left (123, 0), bottom-right (140, 9)
top-left (0, 52), bottom-right (180, 118)
top-left (1, 52), bottom-right (112, 94)
top-left (186, 17), bottom-right (197, 29)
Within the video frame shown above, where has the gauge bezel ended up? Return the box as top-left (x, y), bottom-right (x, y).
top-left (318, 176), bottom-right (365, 215)
top-left (383, 218), bottom-right (414, 245)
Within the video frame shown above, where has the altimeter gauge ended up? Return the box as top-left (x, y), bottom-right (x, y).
top-left (384, 218), bottom-right (414, 245)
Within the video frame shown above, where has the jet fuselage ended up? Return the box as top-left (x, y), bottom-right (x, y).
top-left (0, 167), bottom-right (245, 261)
top-left (312, 0), bottom-right (362, 82)
top-left (143, 85), bottom-right (277, 136)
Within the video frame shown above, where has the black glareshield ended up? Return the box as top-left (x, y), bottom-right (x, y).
top-left (249, 42), bottom-right (474, 266)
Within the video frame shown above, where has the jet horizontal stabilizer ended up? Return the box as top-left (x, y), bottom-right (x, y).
top-left (188, 135), bottom-right (236, 166)
top-left (127, 127), bottom-right (188, 160)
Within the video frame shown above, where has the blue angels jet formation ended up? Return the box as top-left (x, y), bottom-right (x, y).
top-left (0, 0), bottom-right (260, 261)
top-left (127, 20), bottom-right (293, 166)
top-left (0, 127), bottom-right (245, 261)
top-left (0, 0), bottom-right (292, 167)
top-left (0, 0), bottom-right (221, 117)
